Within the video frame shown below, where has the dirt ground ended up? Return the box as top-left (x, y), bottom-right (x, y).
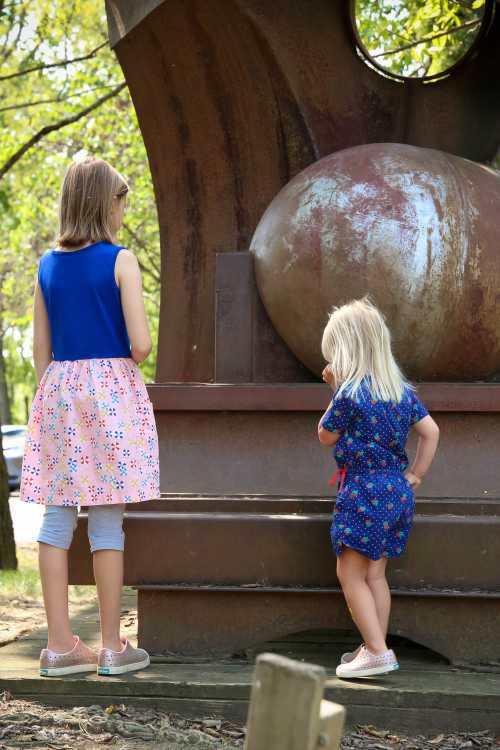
top-left (0, 596), bottom-right (47, 649)
top-left (0, 693), bottom-right (497, 749)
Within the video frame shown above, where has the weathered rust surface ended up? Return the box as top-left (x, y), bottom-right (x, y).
top-left (70, 498), bottom-right (500, 590)
top-left (149, 411), bottom-right (500, 497)
top-left (215, 253), bottom-right (254, 382)
top-left (106, 0), bottom-right (500, 382)
top-left (146, 383), bottom-right (500, 412)
top-left (136, 587), bottom-right (500, 665)
top-left (215, 253), bottom-right (311, 382)
top-left (250, 143), bottom-right (500, 381)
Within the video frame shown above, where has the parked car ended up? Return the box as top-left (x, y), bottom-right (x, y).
top-left (1, 424), bottom-right (27, 491)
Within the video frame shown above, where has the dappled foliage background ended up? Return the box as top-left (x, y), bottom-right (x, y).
top-left (355, 0), bottom-right (486, 78)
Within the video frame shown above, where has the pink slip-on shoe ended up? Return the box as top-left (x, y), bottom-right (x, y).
top-left (336, 646), bottom-right (399, 678)
top-left (40, 636), bottom-right (97, 677)
top-left (98, 637), bottom-right (150, 676)
top-left (341, 643), bottom-right (364, 664)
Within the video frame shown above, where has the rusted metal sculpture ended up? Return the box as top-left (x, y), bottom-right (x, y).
top-left (70, 0), bottom-right (500, 666)
top-left (106, 0), bottom-right (500, 383)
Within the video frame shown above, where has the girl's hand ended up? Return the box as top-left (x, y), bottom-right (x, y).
top-left (322, 365), bottom-right (335, 389)
top-left (405, 471), bottom-right (422, 489)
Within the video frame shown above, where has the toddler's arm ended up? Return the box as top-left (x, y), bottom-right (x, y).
top-left (318, 407), bottom-right (341, 447)
top-left (115, 249), bottom-right (152, 363)
top-left (406, 415), bottom-right (439, 488)
top-left (33, 279), bottom-right (52, 383)
top-left (318, 365), bottom-right (341, 446)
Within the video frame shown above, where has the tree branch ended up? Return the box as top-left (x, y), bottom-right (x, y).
top-left (0, 82), bottom-right (127, 180)
top-left (0, 5), bottom-right (25, 64)
top-left (0, 83), bottom-right (123, 114)
top-left (450, 0), bottom-right (479, 9)
top-left (122, 221), bottom-right (161, 279)
top-left (0, 40), bottom-right (108, 81)
top-left (371, 19), bottom-right (481, 59)
top-left (136, 257), bottom-right (161, 287)
top-left (0, 1), bottom-right (26, 9)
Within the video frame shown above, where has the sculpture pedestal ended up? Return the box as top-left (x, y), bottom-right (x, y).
top-left (69, 382), bottom-right (500, 665)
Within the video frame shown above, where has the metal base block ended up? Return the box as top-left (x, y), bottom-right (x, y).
top-left (68, 384), bottom-right (500, 669)
top-left (137, 586), bottom-right (500, 666)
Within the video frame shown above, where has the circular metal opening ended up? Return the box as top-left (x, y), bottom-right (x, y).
top-left (351, 0), bottom-right (495, 82)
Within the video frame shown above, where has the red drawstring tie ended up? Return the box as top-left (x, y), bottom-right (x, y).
top-left (328, 467), bottom-right (347, 492)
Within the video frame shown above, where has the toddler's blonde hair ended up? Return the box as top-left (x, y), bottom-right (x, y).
top-left (57, 157), bottom-right (128, 249)
top-left (321, 297), bottom-right (410, 403)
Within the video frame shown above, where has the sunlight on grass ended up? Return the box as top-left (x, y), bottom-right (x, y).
top-left (0, 545), bottom-right (40, 599)
top-left (0, 544), bottom-right (93, 602)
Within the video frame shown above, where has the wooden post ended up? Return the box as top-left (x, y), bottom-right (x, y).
top-left (244, 653), bottom-right (345, 750)
top-left (318, 699), bottom-right (346, 749)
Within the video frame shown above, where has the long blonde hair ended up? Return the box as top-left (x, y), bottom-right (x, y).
top-left (321, 298), bottom-right (410, 403)
top-left (57, 157), bottom-right (128, 249)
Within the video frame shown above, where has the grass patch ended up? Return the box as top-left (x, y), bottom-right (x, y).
top-left (0, 545), bottom-right (40, 599)
top-left (0, 544), bottom-right (93, 602)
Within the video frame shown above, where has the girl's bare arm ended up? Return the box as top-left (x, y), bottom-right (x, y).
top-left (115, 249), bottom-right (152, 363)
top-left (33, 280), bottom-right (53, 383)
top-left (317, 403), bottom-right (342, 447)
top-left (406, 415), bottom-right (440, 487)
top-left (318, 365), bottom-right (341, 446)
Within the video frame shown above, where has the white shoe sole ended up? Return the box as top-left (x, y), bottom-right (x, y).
top-left (98, 655), bottom-right (150, 676)
top-left (336, 662), bottom-right (399, 679)
top-left (40, 663), bottom-right (96, 677)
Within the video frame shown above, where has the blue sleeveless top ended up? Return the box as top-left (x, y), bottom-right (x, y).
top-left (38, 242), bottom-right (131, 361)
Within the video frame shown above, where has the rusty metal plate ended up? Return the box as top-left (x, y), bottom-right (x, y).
top-left (69, 498), bottom-right (500, 590)
top-left (137, 587), bottom-right (500, 665)
top-left (146, 383), bottom-right (500, 412)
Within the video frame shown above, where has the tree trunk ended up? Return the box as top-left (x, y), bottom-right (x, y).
top-left (0, 426), bottom-right (17, 569)
top-left (0, 334), bottom-right (12, 425)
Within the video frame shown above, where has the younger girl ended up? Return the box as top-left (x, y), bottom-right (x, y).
top-left (318, 298), bottom-right (439, 679)
top-left (20, 157), bottom-right (160, 677)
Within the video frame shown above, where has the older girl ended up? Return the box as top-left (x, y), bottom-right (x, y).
top-left (20, 157), bottom-right (159, 677)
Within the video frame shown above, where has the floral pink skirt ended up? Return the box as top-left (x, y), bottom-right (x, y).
top-left (20, 358), bottom-right (160, 506)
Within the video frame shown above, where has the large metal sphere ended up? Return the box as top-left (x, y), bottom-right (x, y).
top-left (250, 143), bottom-right (500, 381)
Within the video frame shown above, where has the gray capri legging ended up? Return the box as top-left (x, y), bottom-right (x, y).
top-left (38, 505), bottom-right (125, 553)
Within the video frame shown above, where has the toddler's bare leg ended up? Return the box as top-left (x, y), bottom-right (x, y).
top-left (366, 557), bottom-right (391, 636)
top-left (337, 548), bottom-right (387, 654)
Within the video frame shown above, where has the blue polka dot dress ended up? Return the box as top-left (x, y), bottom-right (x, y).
top-left (320, 384), bottom-right (429, 561)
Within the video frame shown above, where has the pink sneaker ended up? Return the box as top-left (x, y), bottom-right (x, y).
top-left (98, 637), bottom-right (150, 676)
top-left (336, 646), bottom-right (399, 678)
top-left (341, 643), bottom-right (363, 664)
top-left (40, 636), bottom-right (97, 677)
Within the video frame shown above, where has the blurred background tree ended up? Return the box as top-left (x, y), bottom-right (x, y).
top-left (0, 0), bottom-right (160, 429)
